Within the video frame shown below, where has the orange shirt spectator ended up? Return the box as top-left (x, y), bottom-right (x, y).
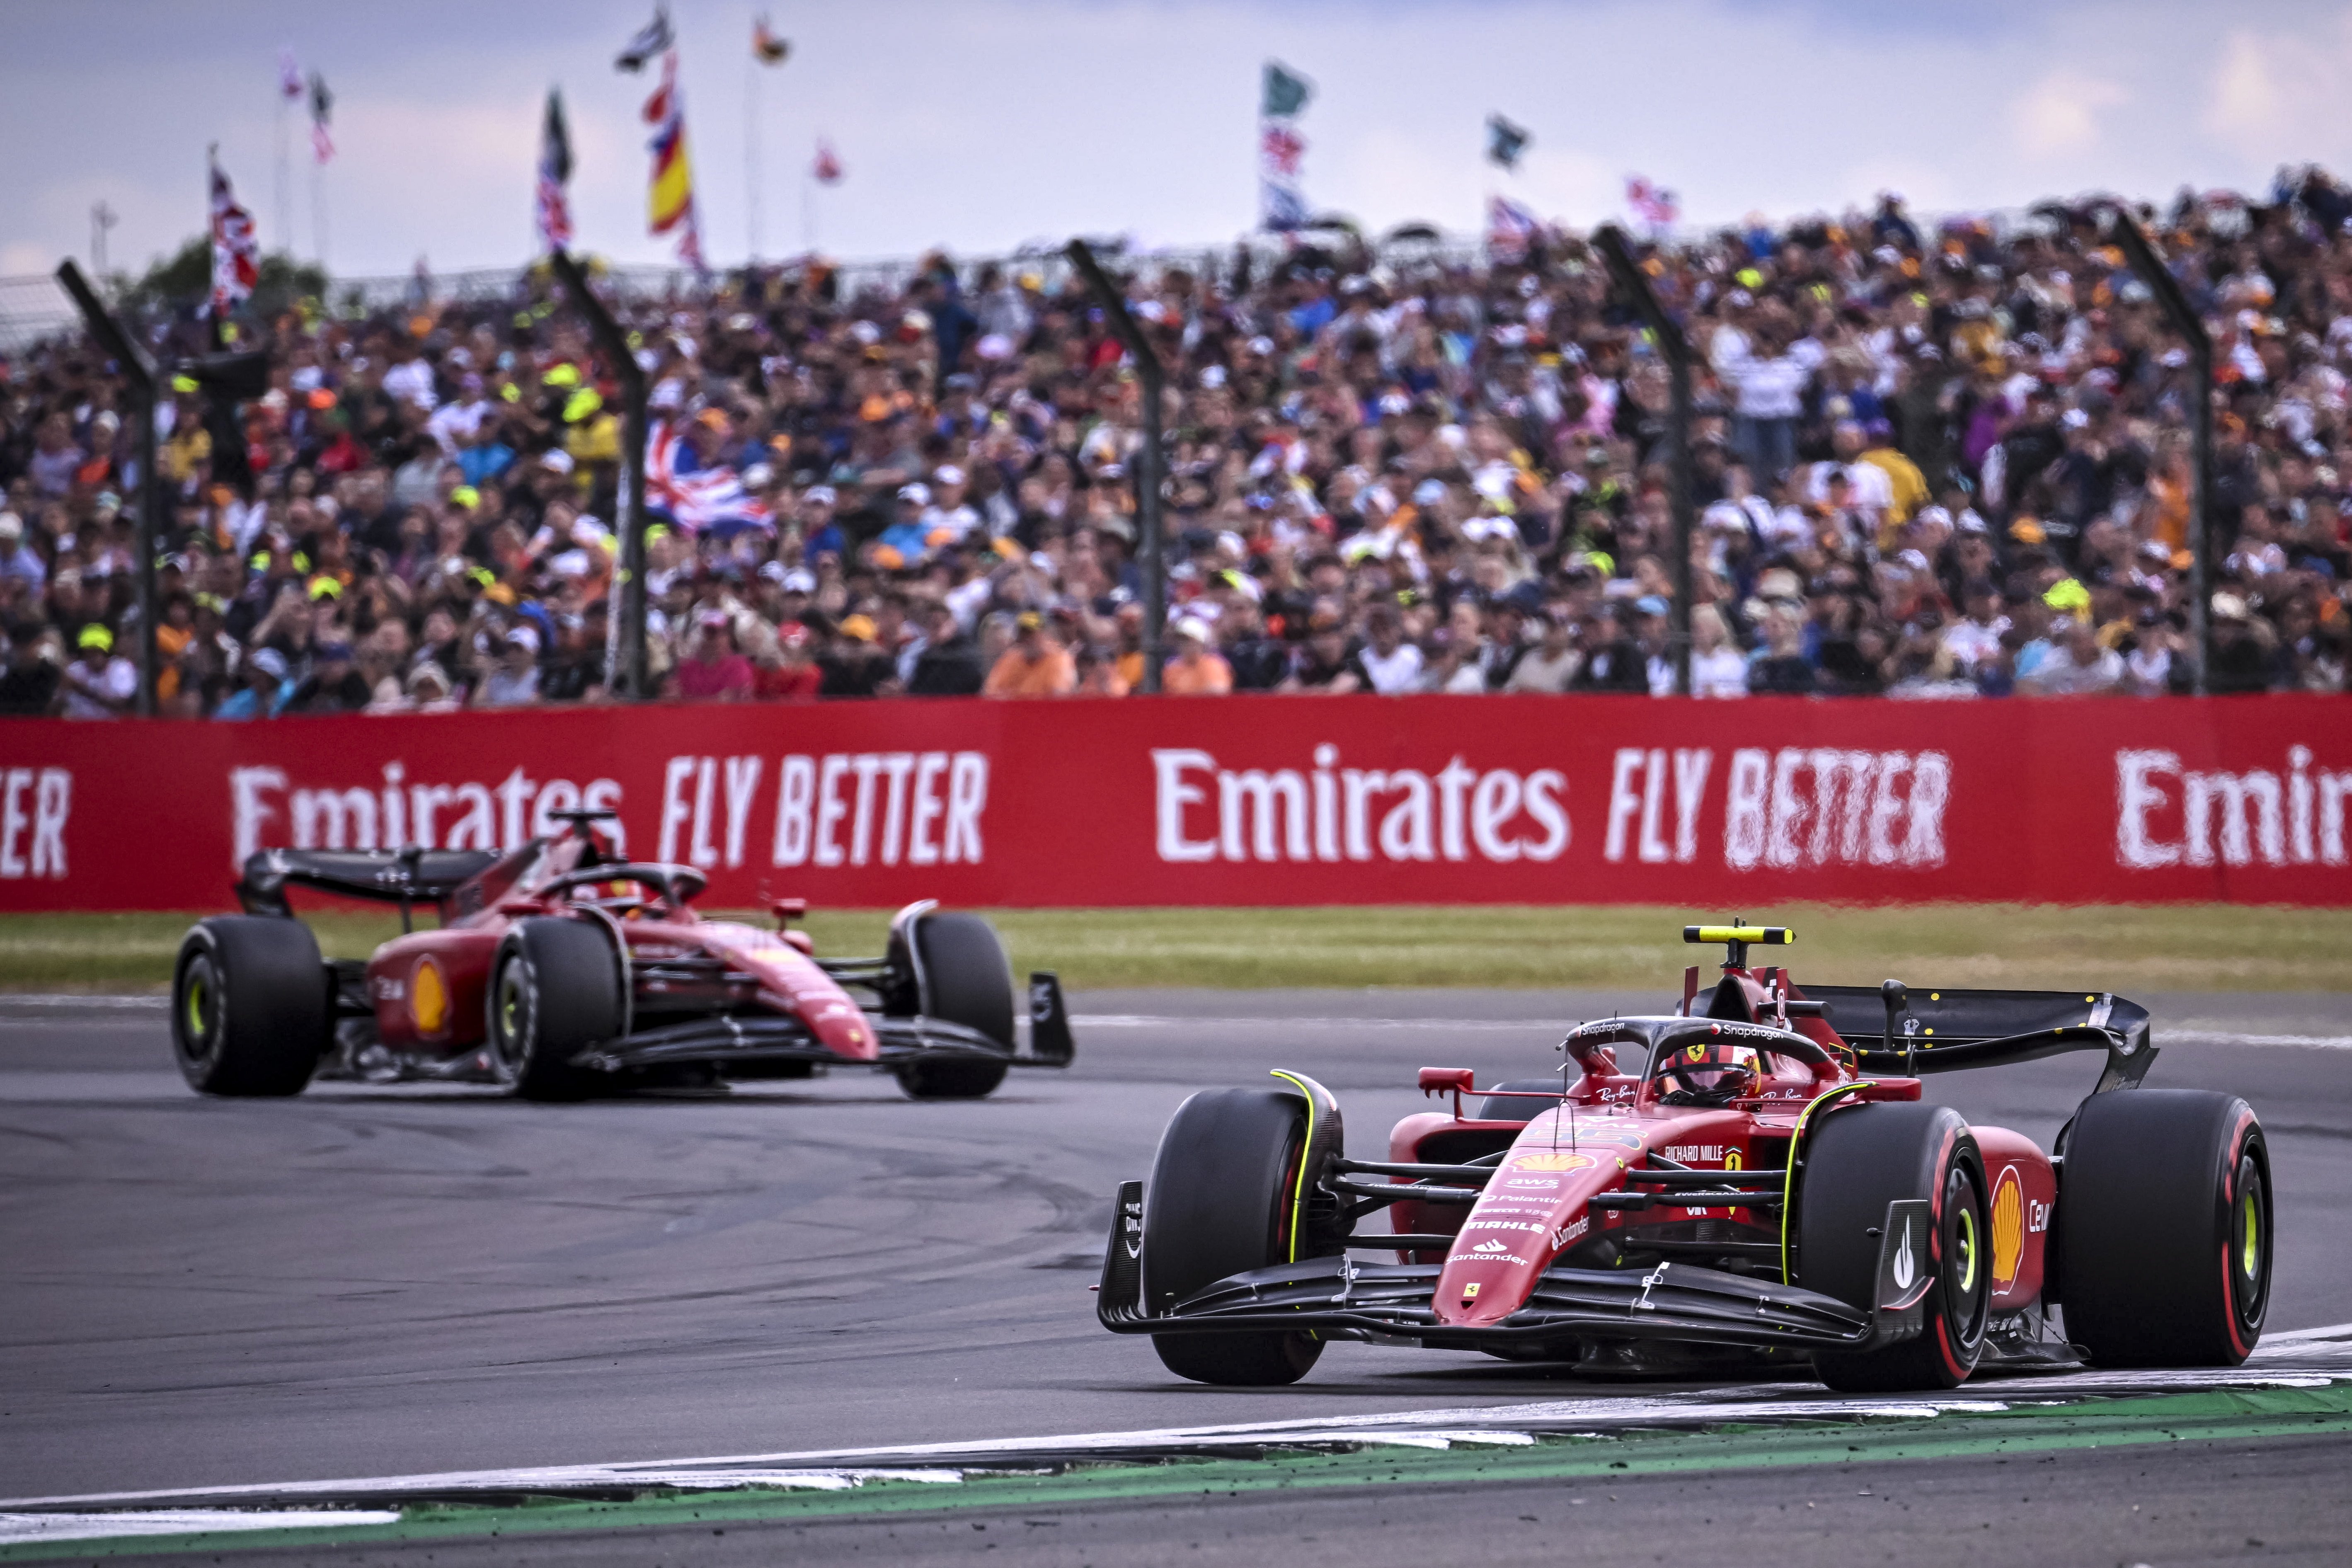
top-left (1161, 621), bottom-right (1233, 695)
top-left (984, 614), bottom-right (1077, 696)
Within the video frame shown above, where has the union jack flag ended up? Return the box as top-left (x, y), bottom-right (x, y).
top-left (646, 424), bottom-right (773, 538)
top-left (1625, 176), bottom-right (1679, 230)
top-left (208, 155), bottom-right (259, 317)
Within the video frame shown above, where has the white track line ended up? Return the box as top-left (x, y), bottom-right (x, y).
top-left (8, 1335), bottom-right (2346, 1515)
top-left (0, 1510), bottom-right (399, 1547)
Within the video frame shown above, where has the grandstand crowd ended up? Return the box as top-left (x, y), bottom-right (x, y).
top-left (4, 172), bottom-right (2351, 717)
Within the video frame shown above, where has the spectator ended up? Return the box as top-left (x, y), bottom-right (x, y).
top-left (0, 624), bottom-right (61, 715)
top-left (1504, 610), bottom-right (1580, 693)
top-left (1688, 604), bottom-right (1748, 698)
top-left (478, 625), bottom-right (545, 707)
top-left (983, 611), bottom-right (1076, 697)
top-left (1162, 618), bottom-right (1233, 695)
top-left (2018, 615), bottom-right (2125, 696)
top-left (670, 614), bottom-right (753, 702)
top-left (3, 177), bottom-right (2347, 720)
top-left (756, 621), bottom-right (827, 700)
top-left (56, 624), bottom-right (136, 718)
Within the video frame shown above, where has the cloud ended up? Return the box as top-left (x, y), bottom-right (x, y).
top-left (2201, 19), bottom-right (2352, 162)
top-left (2011, 70), bottom-right (2129, 160)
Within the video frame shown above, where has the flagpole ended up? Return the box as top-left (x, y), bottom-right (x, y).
top-left (207, 143), bottom-right (225, 351)
top-left (274, 99), bottom-right (290, 257)
top-left (312, 156), bottom-right (326, 271)
top-left (746, 52), bottom-right (760, 262)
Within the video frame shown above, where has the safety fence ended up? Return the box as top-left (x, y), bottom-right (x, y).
top-left (0, 694), bottom-right (2343, 913)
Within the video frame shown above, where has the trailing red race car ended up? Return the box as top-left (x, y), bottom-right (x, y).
top-left (170, 811), bottom-right (1072, 1100)
top-left (1100, 921), bottom-right (2270, 1391)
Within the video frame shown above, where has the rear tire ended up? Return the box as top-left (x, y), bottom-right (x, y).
top-left (894, 912), bottom-right (1013, 1100)
top-left (489, 918), bottom-right (622, 1102)
top-left (1797, 1103), bottom-right (1991, 1393)
top-left (2057, 1090), bottom-right (2270, 1367)
top-left (1142, 1086), bottom-right (1325, 1386)
top-left (171, 917), bottom-right (328, 1097)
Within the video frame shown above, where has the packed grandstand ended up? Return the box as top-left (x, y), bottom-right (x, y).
top-left (3, 174), bottom-right (2350, 718)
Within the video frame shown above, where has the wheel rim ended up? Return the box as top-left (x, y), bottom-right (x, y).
top-left (1941, 1163), bottom-right (1990, 1354)
top-left (491, 958), bottom-right (533, 1077)
top-left (2230, 1152), bottom-right (2270, 1328)
top-left (177, 955), bottom-right (217, 1066)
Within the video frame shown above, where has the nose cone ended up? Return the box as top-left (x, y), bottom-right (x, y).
top-left (701, 922), bottom-right (879, 1061)
top-left (1433, 1145), bottom-right (1612, 1327)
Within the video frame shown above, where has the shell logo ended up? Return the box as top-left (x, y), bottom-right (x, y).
top-left (1511, 1152), bottom-right (1596, 1173)
top-left (409, 957), bottom-right (450, 1039)
top-left (1989, 1165), bottom-right (2025, 1293)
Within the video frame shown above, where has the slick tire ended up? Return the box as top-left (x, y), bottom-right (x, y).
top-left (894, 912), bottom-right (1013, 1101)
top-left (1798, 1102), bottom-right (1991, 1393)
top-left (171, 916), bottom-right (329, 1097)
top-left (489, 918), bottom-right (622, 1102)
top-left (2057, 1090), bottom-right (2270, 1367)
top-left (1141, 1086), bottom-right (1324, 1386)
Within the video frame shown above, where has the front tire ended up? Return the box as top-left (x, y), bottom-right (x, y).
top-left (1141, 1086), bottom-right (1325, 1386)
top-left (171, 917), bottom-right (329, 1097)
top-left (894, 911), bottom-right (1013, 1100)
top-left (489, 919), bottom-right (622, 1102)
top-left (2056, 1090), bottom-right (2270, 1367)
top-left (1798, 1102), bottom-right (1991, 1393)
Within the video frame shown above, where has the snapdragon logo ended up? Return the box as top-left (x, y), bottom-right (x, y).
top-left (1150, 746), bottom-right (1569, 865)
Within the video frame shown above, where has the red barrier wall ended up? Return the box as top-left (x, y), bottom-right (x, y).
top-left (1, 695), bottom-right (2347, 912)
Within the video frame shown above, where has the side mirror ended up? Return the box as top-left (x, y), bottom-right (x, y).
top-left (771, 897), bottom-right (808, 929)
top-left (1418, 1066), bottom-right (1476, 1117)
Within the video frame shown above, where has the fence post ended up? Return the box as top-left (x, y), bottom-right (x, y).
top-left (1064, 239), bottom-right (1165, 693)
top-left (1592, 225), bottom-right (1694, 697)
top-left (2103, 206), bottom-right (2213, 696)
top-left (55, 260), bottom-right (160, 717)
top-left (548, 250), bottom-right (652, 700)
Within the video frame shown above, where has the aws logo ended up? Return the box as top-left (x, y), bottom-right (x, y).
top-left (1511, 1152), bottom-right (1596, 1173)
top-left (409, 956), bottom-right (451, 1039)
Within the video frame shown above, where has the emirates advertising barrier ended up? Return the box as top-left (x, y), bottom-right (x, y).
top-left (0, 694), bottom-right (2347, 913)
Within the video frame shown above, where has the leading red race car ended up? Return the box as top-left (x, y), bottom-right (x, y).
top-left (170, 811), bottom-right (1072, 1100)
top-left (1100, 921), bottom-right (2270, 1391)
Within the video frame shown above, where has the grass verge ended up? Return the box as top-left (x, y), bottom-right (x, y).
top-left (1, 904), bottom-right (2346, 994)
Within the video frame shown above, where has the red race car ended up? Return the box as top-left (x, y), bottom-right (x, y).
top-left (1100, 921), bottom-right (2270, 1391)
top-left (170, 811), bottom-right (1072, 1100)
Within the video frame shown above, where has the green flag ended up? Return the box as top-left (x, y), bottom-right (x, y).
top-left (1262, 61), bottom-right (1312, 119)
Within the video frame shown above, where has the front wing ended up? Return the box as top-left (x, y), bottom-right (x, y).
top-left (569, 973), bottom-right (1076, 1076)
top-left (1097, 1180), bottom-right (1933, 1356)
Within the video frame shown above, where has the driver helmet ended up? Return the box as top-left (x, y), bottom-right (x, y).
top-left (1661, 1037), bottom-right (1761, 1105)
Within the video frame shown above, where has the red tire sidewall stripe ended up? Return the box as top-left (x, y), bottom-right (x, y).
top-left (2222, 1111), bottom-right (2259, 1360)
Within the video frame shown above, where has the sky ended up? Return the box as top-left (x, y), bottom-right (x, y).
top-left (8, 0), bottom-right (2352, 283)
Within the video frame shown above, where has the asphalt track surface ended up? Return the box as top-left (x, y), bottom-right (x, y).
top-left (4, 986), bottom-right (2350, 1563)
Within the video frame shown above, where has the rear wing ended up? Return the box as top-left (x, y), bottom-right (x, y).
top-left (1802, 984), bottom-right (2155, 1093)
top-left (236, 848), bottom-right (501, 918)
